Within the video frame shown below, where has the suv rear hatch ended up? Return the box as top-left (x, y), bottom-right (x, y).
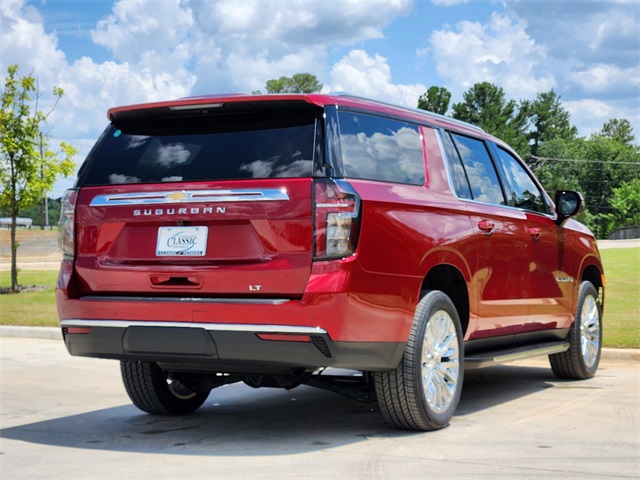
top-left (72, 99), bottom-right (323, 298)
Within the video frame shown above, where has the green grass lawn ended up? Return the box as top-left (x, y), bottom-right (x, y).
top-left (0, 270), bottom-right (59, 327)
top-left (600, 248), bottom-right (640, 348)
top-left (1, 248), bottom-right (638, 347)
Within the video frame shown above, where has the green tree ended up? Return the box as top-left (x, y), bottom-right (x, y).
top-left (607, 179), bottom-right (640, 231)
top-left (600, 118), bottom-right (635, 145)
top-left (534, 137), bottom-right (586, 195)
top-left (451, 82), bottom-right (528, 157)
top-left (520, 90), bottom-right (578, 157)
top-left (536, 122), bottom-right (639, 238)
top-left (417, 86), bottom-right (451, 115)
top-left (263, 73), bottom-right (323, 94)
top-left (0, 65), bottom-right (77, 291)
top-left (579, 133), bottom-right (639, 238)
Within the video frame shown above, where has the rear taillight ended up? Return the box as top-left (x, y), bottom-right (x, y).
top-left (313, 179), bottom-right (361, 260)
top-left (58, 189), bottom-right (77, 258)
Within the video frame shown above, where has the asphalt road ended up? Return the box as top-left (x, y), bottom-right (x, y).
top-left (1, 337), bottom-right (638, 479)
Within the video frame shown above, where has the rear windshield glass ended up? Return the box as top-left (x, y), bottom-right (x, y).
top-left (80, 106), bottom-right (318, 186)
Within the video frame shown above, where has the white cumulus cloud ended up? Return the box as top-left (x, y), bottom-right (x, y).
top-left (329, 50), bottom-right (426, 107)
top-left (1, 0), bottom-right (419, 197)
top-left (91, 0), bottom-right (195, 66)
top-left (430, 12), bottom-right (556, 100)
top-left (567, 64), bottom-right (640, 95)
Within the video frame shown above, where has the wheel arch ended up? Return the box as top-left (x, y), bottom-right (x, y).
top-left (581, 260), bottom-right (605, 310)
top-left (420, 263), bottom-right (470, 339)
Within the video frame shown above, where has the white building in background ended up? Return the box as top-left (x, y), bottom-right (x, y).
top-left (0, 217), bottom-right (33, 228)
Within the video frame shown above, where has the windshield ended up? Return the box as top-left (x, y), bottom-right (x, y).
top-left (80, 106), bottom-right (319, 186)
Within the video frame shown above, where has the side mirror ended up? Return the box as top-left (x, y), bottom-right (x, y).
top-left (554, 190), bottom-right (584, 226)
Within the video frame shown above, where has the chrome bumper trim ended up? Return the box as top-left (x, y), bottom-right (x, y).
top-left (61, 319), bottom-right (327, 335)
top-left (79, 296), bottom-right (292, 305)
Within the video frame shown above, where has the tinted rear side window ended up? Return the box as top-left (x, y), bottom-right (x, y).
top-left (81, 108), bottom-right (318, 186)
top-left (441, 131), bottom-right (472, 199)
top-left (450, 133), bottom-right (505, 205)
top-left (338, 111), bottom-right (425, 185)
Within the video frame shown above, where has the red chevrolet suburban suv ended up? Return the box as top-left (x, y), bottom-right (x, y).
top-left (57, 93), bottom-right (604, 431)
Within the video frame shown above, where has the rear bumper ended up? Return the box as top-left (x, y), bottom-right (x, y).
top-left (60, 320), bottom-right (405, 371)
top-left (57, 257), bottom-right (417, 371)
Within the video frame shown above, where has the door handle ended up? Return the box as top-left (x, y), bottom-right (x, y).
top-left (478, 220), bottom-right (495, 233)
top-left (528, 227), bottom-right (542, 240)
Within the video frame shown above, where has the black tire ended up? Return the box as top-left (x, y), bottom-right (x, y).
top-left (120, 361), bottom-right (210, 415)
top-left (549, 281), bottom-right (602, 379)
top-left (374, 290), bottom-right (464, 431)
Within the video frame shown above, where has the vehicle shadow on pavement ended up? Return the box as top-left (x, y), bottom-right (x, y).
top-left (2, 364), bottom-right (561, 456)
top-left (457, 363), bottom-right (561, 416)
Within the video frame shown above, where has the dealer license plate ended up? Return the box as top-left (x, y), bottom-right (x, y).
top-left (156, 226), bottom-right (208, 256)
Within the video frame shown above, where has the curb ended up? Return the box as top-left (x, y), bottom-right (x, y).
top-left (1, 326), bottom-right (638, 364)
top-left (600, 348), bottom-right (640, 364)
top-left (1, 326), bottom-right (62, 340)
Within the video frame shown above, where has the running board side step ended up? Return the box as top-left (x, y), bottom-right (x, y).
top-left (465, 341), bottom-right (570, 369)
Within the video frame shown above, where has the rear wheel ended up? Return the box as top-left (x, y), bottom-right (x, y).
top-left (549, 281), bottom-right (602, 379)
top-left (374, 290), bottom-right (464, 431)
top-left (121, 361), bottom-right (210, 415)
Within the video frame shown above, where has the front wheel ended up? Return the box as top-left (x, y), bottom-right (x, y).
top-left (121, 361), bottom-right (210, 415)
top-left (374, 290), bottom-right (464, 431)
top-left (549, 281), bottom-right (602, 379)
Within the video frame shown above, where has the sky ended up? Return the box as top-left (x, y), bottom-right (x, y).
top-left (1, 0), bottom-right (639, 197)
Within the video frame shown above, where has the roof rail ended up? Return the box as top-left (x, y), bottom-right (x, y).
top-left (330, 92), bottom-right (485, 134)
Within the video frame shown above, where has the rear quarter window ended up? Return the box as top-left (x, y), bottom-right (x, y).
top-left (338, 111), bottom-right (425, 185)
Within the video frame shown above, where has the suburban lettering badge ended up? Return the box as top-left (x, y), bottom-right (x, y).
top-left (134, 207), bottom-right (226, 216)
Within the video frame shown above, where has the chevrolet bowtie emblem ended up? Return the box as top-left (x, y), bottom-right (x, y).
top-left (166, 191), bottom-right (189, 202)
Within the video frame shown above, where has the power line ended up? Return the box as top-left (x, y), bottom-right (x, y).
top-left (529, 155), bottom-right (640, 166)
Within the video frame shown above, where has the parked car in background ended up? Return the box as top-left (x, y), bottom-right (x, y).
top-left (57, 93), bottom-right (604, 431)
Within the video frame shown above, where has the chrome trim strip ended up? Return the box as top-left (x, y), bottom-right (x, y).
top-left (79, 295), bottom-right (291, 305)
top-left (61, 319), bottom-right (327, 335)
top-left (80, 295), bottom-right (291, 305)
top-left (90, 188), bottom-right (289, 207)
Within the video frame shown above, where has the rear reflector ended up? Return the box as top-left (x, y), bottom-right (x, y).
top-left (66, 327), bottom-right (92, 335)
top-left (256, 333), bottom-right (311, 343)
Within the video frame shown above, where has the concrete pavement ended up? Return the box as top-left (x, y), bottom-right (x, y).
top-left (1, 336), bottom-right (638, 479)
